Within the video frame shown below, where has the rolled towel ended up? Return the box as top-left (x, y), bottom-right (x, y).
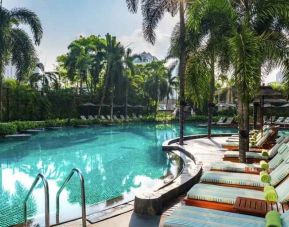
top-left (262, 150), bottom-right (269, 157)
top-left (264, 186), bottom-right (278, 202)
top-left (265, 211), bottom-right (282, 227)
top-left (260, 171), bottom-right (271, 183)
top-left (264, 185), bottom-right (275, 192)
top-left (260, 160), bottom-right (269, 170)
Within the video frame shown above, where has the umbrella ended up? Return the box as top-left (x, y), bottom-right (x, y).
top-left (80, 102), bottom-right (96, 107)
top-left (280, 103), bottom-right (289, 108)
top-left (134, 105), bottom-right (145, 108)
top-left (95, 104), bottom-right (110, 107)
top-left (264, 103), bottom-right (276, 108)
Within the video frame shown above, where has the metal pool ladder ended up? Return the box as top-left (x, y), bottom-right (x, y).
top-left (24, 173), bottom-right (50, 227)
top-left (56, 168), bottom-right (87, 227)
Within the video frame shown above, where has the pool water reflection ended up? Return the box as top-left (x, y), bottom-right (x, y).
top-left (0, 123), bottom-right (236, 226)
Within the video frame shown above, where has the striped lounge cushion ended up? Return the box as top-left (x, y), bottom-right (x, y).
top-left (224, 151), bottom-right (268, 160)
top-left (210, 161), bottom-right (259, 172)
top-left (164, 206), bottom-right (265, 227)
top-left (281, 210), bottom-right (289, 227)
top-left (270, 158), bottom-right (289, 186)
top-left (200, 171), bottom-right (264, 187)
top-left (187, 183), bottom-right (263, 204)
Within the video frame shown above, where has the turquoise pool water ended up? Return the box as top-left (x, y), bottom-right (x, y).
top-left (0, 123), bottom-right (237, 226)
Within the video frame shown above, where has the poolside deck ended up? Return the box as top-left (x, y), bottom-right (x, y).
top-left (57, 136), bottom-right (230, 227)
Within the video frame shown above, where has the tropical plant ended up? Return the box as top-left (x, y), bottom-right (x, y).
top-left (122, 48), bottom-right (139, 118)
top-left (185, 0), bottom-right (289, 162)
top-left (125, 0), bottom-right (187, 144)
top-left (98, 34), bottom-right (125, 118)
top-left (144, 61), bottom-right (169, 116)
top-left (165, 60), bottom-right (178, 110)
top-left (0, 6), bottom-right (42, 120)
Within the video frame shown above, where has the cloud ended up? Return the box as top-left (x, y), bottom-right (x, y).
top-left (119, 14), bottom-right (178, 59)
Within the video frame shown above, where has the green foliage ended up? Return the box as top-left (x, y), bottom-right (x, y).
top-left (13, 121), bottom-right (45, 131)
top-left (0, 123), bottom-right (17, 135)
top-left (45, 119), bottom-right (68, 127)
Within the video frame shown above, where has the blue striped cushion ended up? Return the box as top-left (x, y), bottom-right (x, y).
top-left (210, 161), bottom-right (259, 172)
top-left (164, 206), bottom-right (265, 227)
top-left (276, 171), bottom-right (289, 203)
top-left (201, 171), bottom-right (264, 187)
top-left (187, 183), bottom-right (263, 204)
top-left (269, 153), bottom-right (284, 169)
top-left (270, 159), bottom-right (289, 186)
top-left (224, 151), bottom-right (268, 160)
top-left (281, 210), bottom-right (289, 227)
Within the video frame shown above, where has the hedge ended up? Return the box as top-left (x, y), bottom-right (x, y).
top-left (0, 123), bottom-right (17, 135)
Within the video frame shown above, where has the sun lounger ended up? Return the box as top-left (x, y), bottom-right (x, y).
top-left (163, 205), bottom-right (267, 227)
top-left (223, 137), bottom-right (288, 163)
top-left (275, 117), bottom-right (285, 125)
top-left (113, 115), bottom-right (120, 121)
top-left (217, 117), bottom-right (234, 126)
top-left (93, 115), bottom-right (98, 120)
top-left (132, 113), bottom-right (138, 120)
top-left (163, 206), bottom-right (289, 227)
top-left (120, 115), bottom-right (126, 120)
top-left (266, 116), bottom-right (277, 124)
top-left (210, 139), bottom-right (289, 173)
top-left (88, 115), bottom-right (95, 120)
top-left (201, 154), bottom-right (289, 189)
top-left (185, 173), bottom-right (289, 212)
top-left (138, 114), bottom-right (143, 119)
top-left (106, 115), bottom-right (113, 121)
top-left (100, 115), bottom-right (107, 120)
top-left (217, 117), bottom-right (226, 124)
top-left (223, 126), bottom-right (279, 152)
top-left (80, 115), bottom-right (87, 120)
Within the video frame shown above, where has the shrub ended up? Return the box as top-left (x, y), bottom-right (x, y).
top-left (45, 119), bottom-right (68, 127)
top-left (0, 123), bottom-right (17, 135)
top-left (13, 121), bottom-right (45, 131)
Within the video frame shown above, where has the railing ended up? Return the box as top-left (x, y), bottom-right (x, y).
top-left (56, 168), bottom-right (86, 227)
top-left (24, 173), bottom-right (50, 227)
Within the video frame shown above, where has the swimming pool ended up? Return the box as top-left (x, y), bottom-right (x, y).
top-left (0, 123), bottom-right (237, 226)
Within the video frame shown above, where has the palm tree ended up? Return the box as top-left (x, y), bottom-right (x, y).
top-left (98, 34), bottom-right (125, 119)
top-left (144, 61), bottom-right (169, 116)
top-left (186, 0), bottom-right (289, 162)
top-left (165, 61), bottom-right (178, 110)
top-left (126, 0), bottom-right (187, 144)
top-left (0, 6), bottom-right (42, 120)
top-left (230, 0), bottom-right (289, 162)
top-left (122, 48), bottom-right (139, 118)
top-left (65, 40), bottom-right (92, 94)
top-left (30, 63), bottom-right (60, 91)
top-left (186, 0), bottom-right (233, 138)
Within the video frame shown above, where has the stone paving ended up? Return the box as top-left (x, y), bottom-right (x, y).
top-left (56, 136), bottom-right (230, 227)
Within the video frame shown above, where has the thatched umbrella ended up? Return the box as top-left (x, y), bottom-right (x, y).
top-left (253, 86), bottom-right (283, 130)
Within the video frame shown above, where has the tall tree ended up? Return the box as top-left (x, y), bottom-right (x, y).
top-left (0, 7), bottom-right (42, 120)
top-left (122, 48), bottom-right (139, 118)
top-left (126, 0), bottom-right (187, 144)
top-left (98, 34), bottom-right (125, 119)
top-left (144, 61), bottom-right (169, 116)
top-left (165, 61), bottom-right (178, 110)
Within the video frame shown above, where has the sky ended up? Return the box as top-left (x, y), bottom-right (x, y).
top-left (3, 0), bottom-right (279, 83)
top-left (3, 0), bottom-right (178, 71)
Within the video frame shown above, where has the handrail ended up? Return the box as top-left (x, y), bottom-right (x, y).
top-left (56, 168), bottom-right (86, 227)
top-left (24, 173), bottom-right (50, 227)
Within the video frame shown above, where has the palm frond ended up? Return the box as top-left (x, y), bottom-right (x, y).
top-left (10, 8), bottom-right (43, 45)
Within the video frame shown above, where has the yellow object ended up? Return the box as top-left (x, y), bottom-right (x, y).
top-left (265, 211), bottom-right (281, 227)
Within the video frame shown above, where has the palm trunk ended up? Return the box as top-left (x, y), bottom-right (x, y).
top-left (178, 0), bottom-right (187, 145)
top-left (125, 84), bottom-right (128, 118)
top-left (110, 86), bottom-right (114, 121)
top-left (98, 66), bottom-right (110, 116)
top-left (208, 50), bottom-right (215, 139)
top-left (238, 91), bottom-right (248, 163)
top-left (166, 94), bottom-right (169, 110)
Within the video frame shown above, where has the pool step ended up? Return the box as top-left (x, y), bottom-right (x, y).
top-left (87, 201), bottom-right (134, 224)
